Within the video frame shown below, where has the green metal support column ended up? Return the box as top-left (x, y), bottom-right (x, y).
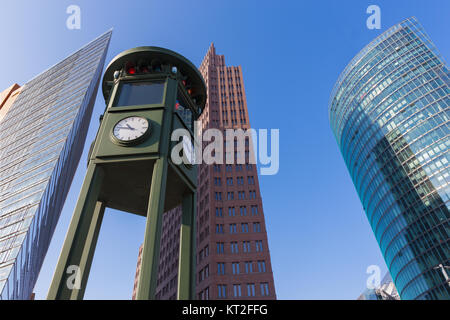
top-left (177, 192), bottom-right (196, 300)
top-left (135, 157), bottom-right (168, 300)
top-left (190, 192), bottom-right (197, 299)
top-left (75, 201), bottom-right (105, 299)
top-left (47, 164), bottom-right (105, 300)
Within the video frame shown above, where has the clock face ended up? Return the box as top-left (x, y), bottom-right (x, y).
top-left (112, 116), bottom-right (150, 143)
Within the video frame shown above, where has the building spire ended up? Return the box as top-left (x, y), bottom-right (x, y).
top-left (207, 42), bottom-right (215, 56)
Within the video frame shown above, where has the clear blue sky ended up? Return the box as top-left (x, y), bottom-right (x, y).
top-left (0, 0), bottom-right (448, 300)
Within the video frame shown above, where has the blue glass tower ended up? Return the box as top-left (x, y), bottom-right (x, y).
top-left (0, 30), bottom-right (112, 299)
top-left (329, 18), bottom-right (449, 299)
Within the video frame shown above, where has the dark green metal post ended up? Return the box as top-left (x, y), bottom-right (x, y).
top-left (47, 164), bottom-right (104, 300)
top-left (135, 157), bottom-right (168, 300)
top-left (177, 192), bottom-right (196, 299)
top-left (190, 192), bottom-right (197, 299)
top-left (76, 201), bottom-right (105, 299)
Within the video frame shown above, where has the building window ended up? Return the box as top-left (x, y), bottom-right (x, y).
top-left (243, 241), bottom-right (251, 253)
top-left (215, 192), bottom-right (222, 200)
top-left (230, 223), bottom-right (237, 234)
top-left (233, 284), bottom-right (242, 298)
top-left (227, 192), bottom-right (234, 200)
top-left (247, 283), bottom-right (255, 297)
top-left (232, 262), bottom-right (240, 275)
top-left (245, 261), bottom-right (253, 274)
top-left (216, 224), bottom-right (224, 234)
top-left (241, 223), bottom-right (249, 233)
top-left (199, 287), bottom-right (209, 300)
top-left (253, 222), bottom-right (261, 232)
top-left (240, 206), bottom-right (247, 216)
top-left (215, 207), bottom-right (223, 217)
top-left (251, 205), bottom-right (258, 215)
top-left (257, 260), bottom-right (266, 273)
top-left (228, 207), bottom-right (235, 216)
top-left (199, 265), bottom-right (210, 282)
top-left (231, 241), bottom-right (239, 253)
top-left (260, 283), bottom-right (269, 296)
top-left (217, 263), bottom-right (225, 275)
top-left (199, 245), bottom-right (209, 262)
top-left (255, 240), bottom-right (263, 252)
top-left (218, 285), bottom-right (227, 299)
top-left (217, 242), bottom-right (224, 254)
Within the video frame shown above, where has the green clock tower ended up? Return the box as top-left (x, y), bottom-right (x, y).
top-left (47, 47), bottom-right (206, 300)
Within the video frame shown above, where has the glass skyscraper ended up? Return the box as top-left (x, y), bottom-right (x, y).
top-left (0, 30), bottom-right (112, 299)
top-left (329, 17), bottom-right (449, 299)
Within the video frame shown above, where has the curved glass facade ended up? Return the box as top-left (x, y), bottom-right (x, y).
top-left (0, 31), bottom-right (111, 299)
top-left (329, 18), bottom-right (449, 299)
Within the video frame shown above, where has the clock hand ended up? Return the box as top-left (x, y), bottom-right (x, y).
top-left (126, 124), bottom-right (136, 131)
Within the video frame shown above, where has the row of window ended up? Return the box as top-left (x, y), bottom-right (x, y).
top-left (215, 205), bottom-right (259, 217)
top-left (199, 282), bottom-right (271, 300)
top-left (218, 283), bottom-right (270, 298)
top-left (217, 260), bottom-right (266, 275)
top-left (209, 261), bottom-right (267, 281)
top-left (224, 117), bottom-right (247, 126)
top-left (214, 190), bottom-right (257, 200)
top-left (213, 164), bottom-right (253, 172)
top-left (214, 176), bottom-right (255, 186)
top-left (215, 222), bottom-right (262, 234)
top-left (216, 240), bottom-right (264, 254)
top-left (208, 150), bottom-right (253, 161)
top-left (209, 118), bottom-right (249, 127)
top-left (224, 99), bottom-right (245, 108)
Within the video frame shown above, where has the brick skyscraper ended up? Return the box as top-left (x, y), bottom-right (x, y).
top-left (133, 44), bottom-right (276, 300)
